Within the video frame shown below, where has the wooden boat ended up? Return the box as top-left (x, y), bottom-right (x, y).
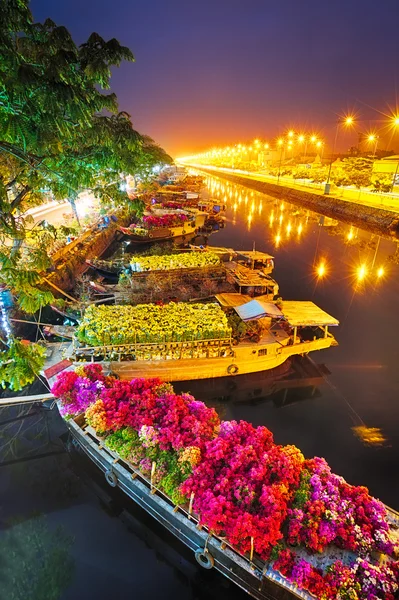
top-left (62, 412), bottom-right (399, 600)
top-left (85, 258), bottom-right (129, 280)
top-left (118, 208), bottom-right (207, 245)
top-left (118, 222), bottom-right (198, 244)
top-left (67, 297), bottom-right (339, 382)
top-left (49, 303), bottom-right (81, 322)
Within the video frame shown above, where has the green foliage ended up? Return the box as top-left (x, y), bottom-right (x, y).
top-left (0, 515), bottom-right (74, 600)
top-left (105, 426), bottom-right (190, 504)
top-left (0, 251), bottom-right (55, 313)
top-left (333, 157), bottom-right (373, 189)
top-left (311, 168), bottom-right (328, 183)
top-left (293, 168), bottom-right (311, 179)
top-left (372, 176), bottom-right (393, 193)
top-left (292, 469), bottom-right (311, 509)
top-left (0, 337), bottom-right (46, 391)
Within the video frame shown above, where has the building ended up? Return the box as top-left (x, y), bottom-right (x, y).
top-left (372, 155), bottom-right (399, 190)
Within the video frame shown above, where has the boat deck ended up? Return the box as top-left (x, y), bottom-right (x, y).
top-left (225, 262), bottom-right (277, 289)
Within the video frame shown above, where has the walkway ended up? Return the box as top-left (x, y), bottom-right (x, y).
top-left (188, 165), bottom-right (399, 215)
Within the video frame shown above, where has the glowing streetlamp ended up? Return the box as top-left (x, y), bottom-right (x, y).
top-left (325, 115), bottom-right (356, 194)
top-left (316, 261), bottom-right (326, 278)
top-left (316, 140), bottom-right (324, 159)
top-left (376, 266), bottom-right (384, 279)
top-left (367, 133), bottom-right (378, 158)
top-left (356, 264), bottom-right (367, 281)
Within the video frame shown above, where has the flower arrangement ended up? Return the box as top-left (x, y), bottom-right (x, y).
top-left (51, 368), bottom-right (399, 600)
top-left (142, 213), bottom-right (189, 229)
top-left (76, 302), bottom-right (231, 347)
top-left (130, 251), bottom-right (220, 272)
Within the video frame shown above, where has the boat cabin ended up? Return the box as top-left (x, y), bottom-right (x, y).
top-left (234, 250), bottom-right (274, 273)
top-left (232, 297), bottom-right (339, 347)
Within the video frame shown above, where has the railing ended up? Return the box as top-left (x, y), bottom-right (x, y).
top-left (192, 165), bottom-right (399, 213)
top-left (73, 336), bottom-right (233, 361)
top-left (75, 418), bottom-right (313, 600)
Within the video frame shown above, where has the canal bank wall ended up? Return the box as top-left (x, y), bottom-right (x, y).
top-left (196, 167), bottom-right (399, 240)
top-left (43, 212), bottom-right (130, 294)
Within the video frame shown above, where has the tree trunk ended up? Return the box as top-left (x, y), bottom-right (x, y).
top-left (9, 237), bottom-right (23, 259)
top-left (68, 197), bottom-right (80, 226)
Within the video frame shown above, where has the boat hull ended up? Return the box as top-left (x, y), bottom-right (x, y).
top-left (64, 415), bottom-right (310, 600)
top-left (120, 224), bottom-right (197, 244)
top-left (110, 338), bottom-right (334, 381)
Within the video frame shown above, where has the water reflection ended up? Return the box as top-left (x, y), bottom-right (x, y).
top-left (204, 174), bottom-right (398, 294)
top-left (202, 172), bottom-right (399, 510)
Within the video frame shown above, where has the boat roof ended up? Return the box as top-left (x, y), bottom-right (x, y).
top-left (234, 298), bottom-right (339, 326)
top-left (234, 299), bottom-right (283, 321)
top-left (235, 250), bottom-right (274, 261)
top-left (215, 293), bottom-right (253, 307)
top-left (280, 301), bottom-right (339, 327)
top-left (225, 263), bottom-right (277, 287)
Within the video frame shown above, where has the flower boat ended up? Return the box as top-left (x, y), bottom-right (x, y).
top-left (118, 209), bottom-right (205, 244)
top-left (64, 295), bottom-right (339, 381)
top-left (51, 366), bottom-right (399, 600)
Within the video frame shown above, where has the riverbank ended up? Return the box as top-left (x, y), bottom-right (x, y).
top-left (191, 166), bottom-right (399, 240)
top-left (42, 212), bottom-right (131, 294)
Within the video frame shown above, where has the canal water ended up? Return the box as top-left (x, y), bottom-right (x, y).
top-left (1, 175), bottom-right (399, 600)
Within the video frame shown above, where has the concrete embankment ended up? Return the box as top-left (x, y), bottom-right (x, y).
top-left (197, 167), bottom-right (399, 240)
top-left (43, 213), bottom-right (130, 293)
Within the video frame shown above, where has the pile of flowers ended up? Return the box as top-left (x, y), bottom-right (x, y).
top-left (76, 302), bottom-right (231, 346)
top-left (130, 251), bottom-right (220, 272)
top-left (142, 213), bottom-right (189, 229)
top-left (52, 367), bottom-right (399, 600)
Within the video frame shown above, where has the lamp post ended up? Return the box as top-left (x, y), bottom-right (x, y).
top-left (390, 116), bottom-right (399, 192)
top-left (277, 138), bottom-right (284, 184)
top-left (367, 134), bottom-right (378, 158)
top-left (391, 159), bottom-right (399, 193)
top-left (324, 115), bottom-right (355, 195)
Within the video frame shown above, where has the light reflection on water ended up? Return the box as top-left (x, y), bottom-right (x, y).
top-left (201, 173), bottom-right (399, 509)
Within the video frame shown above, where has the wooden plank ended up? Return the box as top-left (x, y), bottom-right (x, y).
top-left (43, 358), bottom-right (73, 379)
top-left (0, 393), bottom-right (54, 407)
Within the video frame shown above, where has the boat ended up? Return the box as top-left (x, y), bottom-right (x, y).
top-left (62, 414), bottom-right (307, 600)
top-left (62, 296), bottom-right (339, 382)
top-left (49, 303), bottom-right (81, 322)
top-left (85, 258), bottom-right (130, 280)
top-left (55, 388), bottom-right (399, 600)
top-left (118, 209), bottom-right (206, 244)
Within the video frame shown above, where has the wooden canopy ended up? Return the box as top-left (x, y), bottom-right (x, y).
top-left (280, 301), bottom-right (339, 327)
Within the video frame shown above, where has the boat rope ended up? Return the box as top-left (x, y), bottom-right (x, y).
top-left (41, 276), bottom-right (80, 304)
top-left (35, 305), bottom-right (42, 343)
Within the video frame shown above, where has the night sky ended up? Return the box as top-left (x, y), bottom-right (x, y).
top-left (31, 0), bottom-right (399, 157)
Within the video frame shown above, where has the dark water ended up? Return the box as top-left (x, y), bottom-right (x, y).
top-left (1, 175), bottom-right (399, 600)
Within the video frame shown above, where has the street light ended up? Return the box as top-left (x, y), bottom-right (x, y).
top-left (324, 114), bottom-right (356, 194)
top-left (367, 133), bottom-right (378, 158)
top-left (277, 138), bottom-right (284, 184)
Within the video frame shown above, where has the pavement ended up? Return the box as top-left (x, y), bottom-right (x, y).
top-left (187, 165), bottom-right (399, 215)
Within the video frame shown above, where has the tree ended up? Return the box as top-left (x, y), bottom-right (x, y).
top-left (333, 157), bottom-right (373, 189)
top-left (0, 0), bottom-right (172, 388)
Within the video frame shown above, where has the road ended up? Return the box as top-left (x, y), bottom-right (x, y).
top-left (25, 200), bottom-right (74, 226)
